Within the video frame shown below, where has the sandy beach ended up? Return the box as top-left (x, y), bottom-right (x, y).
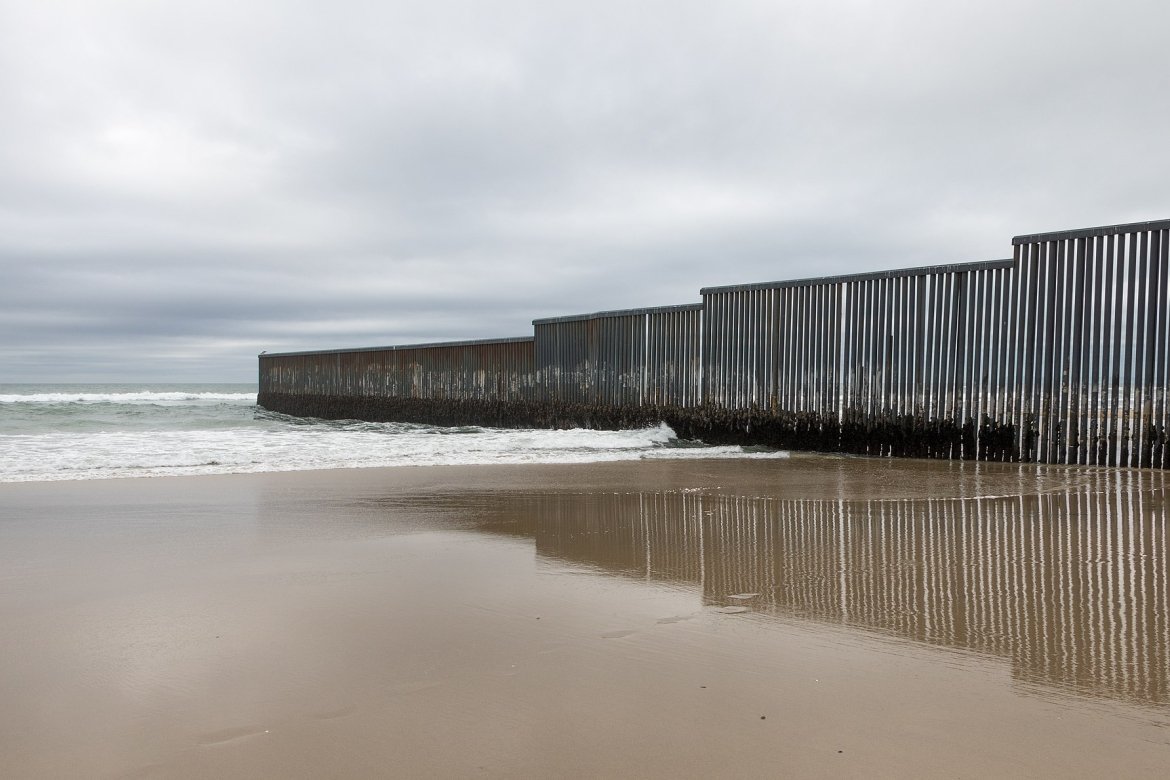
top-left (2, 457), bottom-right (1169, 778)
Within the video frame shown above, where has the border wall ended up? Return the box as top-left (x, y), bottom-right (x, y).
top-left (258, 218), bottom-right (1170, 467)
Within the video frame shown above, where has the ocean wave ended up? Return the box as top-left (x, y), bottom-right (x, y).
top-left (0, 391), bottom-right (257, 405)
top-left (0, 421), bottom-right (787, 482)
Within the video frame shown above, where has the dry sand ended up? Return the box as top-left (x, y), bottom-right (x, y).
top-left (2, 458), bottom-right (1169, 778)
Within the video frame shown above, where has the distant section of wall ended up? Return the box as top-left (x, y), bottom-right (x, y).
top-left (260, 337), bottom-right (536, 400)
top-left (259, 218), bottom-right (1170, 468)
top-left (533, 303), bottom-right (703, 407)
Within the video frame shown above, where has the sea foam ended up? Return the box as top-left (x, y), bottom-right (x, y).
top-left (0, 384), bottom-right (785, 482)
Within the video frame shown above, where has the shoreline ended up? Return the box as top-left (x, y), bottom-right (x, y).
top-left (3, 452), bottom-right (1163, 500)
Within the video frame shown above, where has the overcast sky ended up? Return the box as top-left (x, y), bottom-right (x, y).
top-left (2, 1), bottom-right (1167, 382)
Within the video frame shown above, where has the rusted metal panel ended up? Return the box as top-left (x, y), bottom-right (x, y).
top-left (258, 338), bottom-right (536, 404)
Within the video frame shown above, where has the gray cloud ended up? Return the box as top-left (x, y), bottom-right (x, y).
top-left (1, 0), bottom-right (1168, 381)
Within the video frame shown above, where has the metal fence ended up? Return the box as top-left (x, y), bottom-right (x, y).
top-left (533, 303), bottom-right (703, 407)
top-left (259, 218), bottom-right (1170, 466)
top-left (701, 259), bottom-right (1013, 416)
top-left (698, 219), bottom-right (1170, 466)
top-left (1011, 221), bottom-right (1169, 467)
top-left (259, 337), bottom-right (535, 401)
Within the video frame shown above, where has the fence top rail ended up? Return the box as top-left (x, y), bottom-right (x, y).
top-left (533, 302), bottom-right (703, 326)
top-left (259, 336), bottom-right (535, 359)
top-left (699, 258), bottom-right (1013, 295)
top-left (1011, 218), bottom-right (1170, 246)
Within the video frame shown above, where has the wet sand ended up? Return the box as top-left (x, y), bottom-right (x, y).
top-left (2, 458), bottom-right (1169, 778)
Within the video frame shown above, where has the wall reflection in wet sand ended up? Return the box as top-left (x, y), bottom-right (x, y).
top-left (465, 474), bottom-right (1169, 708)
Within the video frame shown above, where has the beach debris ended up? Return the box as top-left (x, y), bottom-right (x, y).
top-left (726, 593), bottom-right (759, 600)
top-left (715, 606), bottom-right (750, 614)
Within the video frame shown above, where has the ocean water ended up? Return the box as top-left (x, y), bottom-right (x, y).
top-left (0, 383), bottom-right (785, 482)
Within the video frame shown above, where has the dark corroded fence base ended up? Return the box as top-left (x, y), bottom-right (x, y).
top-left (258, 392), bottom-right (1018, 461)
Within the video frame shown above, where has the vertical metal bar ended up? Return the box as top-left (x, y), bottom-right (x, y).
top-left (725, 293), bottom-right (736, 408)
top-left (1151, 230), bottom-right (1169, 469)
top-left (843, 280), bottom-right (857, 422)
top-left (994, 264), bottom-right (1013, 450)
top-left (817, 283), bottom-right (828, 419)
top-left (878, 276), bottom-right (889, 423)
top-left (874, 275), bottom-right (885, 433)
top-left (899, 274), bottom-right (910, 420)
top-left (858, 279), bottom-right (869, 426)
top-left (700, 296), bottom-right (712, 406)
top-left (858, 278), bottom-right (870, 426)
top-left (777, 288), bottom-right (790, 415)
top-left (961, 269), bottom-right (977, 455)
top-left (823, 284), bottom-right (833, 420)
top-left (739, 290), bottom-right (749, 409)
top-left (1109, 234), bottom-right (1127, 466)
top-left (1047, 240), bottom-right (1066, 463)
top-left (741, 290), bottom-right (750, 409)
top-left (759, 291), bottom-right (769, 410)
top-left (794, 283), bottom-right (804, 414)
top-left (984, 266), bottom-right (996, 448)
top-left (896, 273), bottom-right (906, 422)
top-left (814, 282), bottom-right (824, 417)
top-left (800, 281), bottom-right (809, 413)
top-left (901, 274), bottom-right (912, 420)
top-left (759, 289), bottom-right (769, 408)
top-left (1085, 238), bottom-right (1103, 465)
top-left (1054, 238), bottom-right (1071, 463)
top-left (961, 270), bottom-right (978, 455)
top-left (1135, 231), bottom-right (1153, 467)
top-left (879, 275), bottom-right (891, 429)
top-left (791, 285), bottom-right (802, 413)
top-left (809, 282), bottom-right (818, 416)
top-left (737, 292), bottom-right (746, 409)
top-left (724, 292), bottom-right (732, 408)
top-left (767, 290), bottom-right (776, 411)
top-left (1120, 232), bottom-right (1139, 466)
top-left (941, 271), bottom-right (955, 453)
top-left (914, 274), bottom-right (927, 431)
top-left (1007, 246), bottom-right (1023, 458)
top-left (1022, 242), bottom-right (1042, 461)
top-left (707, 298), bottom-right (717, 408)
top-left (1068, 237), bottom-right (1088, 464)
top-left (1048, 236), bottom-right (1067, 458)
top-left (935, 274), bottom-right (954, 432)
top-left (788, 286), bottom-right (799, 413)
top-left (1100, 235), bottom-right (1118, 465)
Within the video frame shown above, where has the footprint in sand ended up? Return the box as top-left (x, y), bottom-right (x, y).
top-left (197, 726), bottom-right (269, 747)
top-left (116, 762), bottom-right (169, 778)
top-left (385, 680), bottom-right (445, 696)
top-left (313, 706), bottom-right (357, 721)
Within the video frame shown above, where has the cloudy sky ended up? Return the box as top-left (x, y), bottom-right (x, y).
top-left (2, 0), bottom-right (1167, 382)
